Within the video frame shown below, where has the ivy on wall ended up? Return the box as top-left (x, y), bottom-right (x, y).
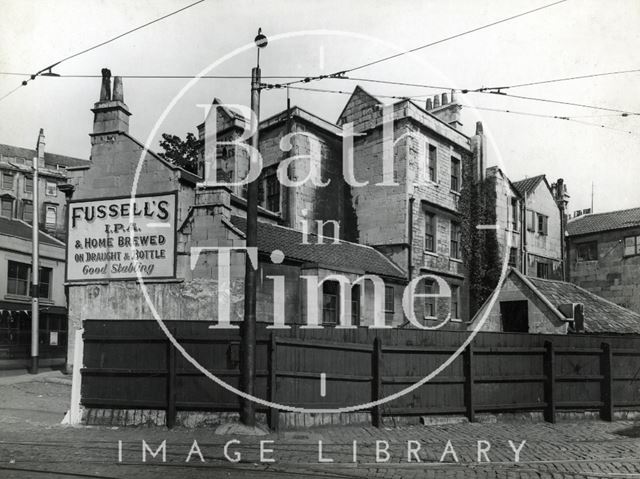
top-left (460, 164), bottom-right (501, 317)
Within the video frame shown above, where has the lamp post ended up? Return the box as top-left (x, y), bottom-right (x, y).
top-left (29, 153), bottom-right (40, 374)
top-left (240, 28), bottom-right (267, 427)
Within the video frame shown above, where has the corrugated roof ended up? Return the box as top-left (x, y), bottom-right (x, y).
top-left (0, 216), bottom-right (63, 247)
top-left (529, 276), bottom-right (640, 334)
top-left (567, 207), bottom-right (640, 237)
top-left (230, 216), bottom-right (406, 280)
top-left (512, 174), bottom-right (546, 196)
top-left (0, 144), bottom-right (88, 169)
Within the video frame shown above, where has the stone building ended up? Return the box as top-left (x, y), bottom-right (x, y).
top-left (64, 70), bottom-right (408, 367)
top-left (566, 207), bottom-right (640, 314)
top-left (336, 87), bottom-right (474, 324)
top-left (0, 132), bottom-right (88, 241)
top-left (511, 174), bottom-right (567, 279)
top-left (468, 267), bottom-right (640, 334)
top-left (484, 169), bottom-right (569, 280)
top-left (200, 85), bottom-right (478, 324)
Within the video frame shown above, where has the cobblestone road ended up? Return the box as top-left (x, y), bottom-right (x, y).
top-left (0, 378), bottom-right (639, 478)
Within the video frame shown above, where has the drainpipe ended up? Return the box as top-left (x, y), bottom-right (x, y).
top-left (521, 193), bottom-right (527, 275)
top-left (408, 196), bottom-right (415, 281)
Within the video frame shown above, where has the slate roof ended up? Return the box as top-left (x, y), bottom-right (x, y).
top-left (566, 207), bottom-right (640, 237)
top-left (0, 144), bottom-right (88, 169)
top-left (230, 216), bottom-right (406, 280)
top-left (512, 174), bottom-right (546, 196)
top-left (528, 275), bottom-right (640, 334)
top-left (0, 216), bottom-right (63, 247)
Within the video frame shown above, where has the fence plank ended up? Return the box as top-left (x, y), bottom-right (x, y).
top-left (372, 337), bottom-right (382, 428)
top-left (600, 342), bottom-right (613, 421)
top-left (464, 343), bottom-right (475, 422)
top-left (544, 340), bottom-right (556, 423)
top-left (267, 333), bottom-right (279, 431)
top-left (166, 333), bottom-right (177, 429)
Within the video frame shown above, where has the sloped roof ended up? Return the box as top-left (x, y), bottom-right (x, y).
top-left (0, 144), bottom-right (88, 169)
top-left (567, 207), bottom-right (640, 237)
top-left (512, 174), bottom-right (546, 196)
top-left (230, 216), bottom-right (406, 280)
top-left (528, 275), bottom-right (640, 334)
top-left (0, 216), bottom-right (63, 247)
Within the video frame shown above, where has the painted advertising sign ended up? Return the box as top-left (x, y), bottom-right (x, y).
top-left (66, 192), bottom-right (177, 281)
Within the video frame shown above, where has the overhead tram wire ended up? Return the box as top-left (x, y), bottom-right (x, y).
top-left (473, 90), bottom-right (640, 116)
top-left (0, 0), bottom-right (206, 104)
top-left (456, 104), bottom-right (639, 136)
top-left (274, 0), bottom-right (568, 88)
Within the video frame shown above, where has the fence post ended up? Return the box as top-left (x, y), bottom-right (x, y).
top-left (464, 343), bottom-right (475, 422)
top-left (267, 333), bottom-right (279, 431)
top-left (166, 330), bottom-right (177, 429)
top-left (371, 337), bottom-right (382, 428)
top-left (600, 342), bottom-right (613, 421)
top-left (543, 340), bottom-right (555, 423)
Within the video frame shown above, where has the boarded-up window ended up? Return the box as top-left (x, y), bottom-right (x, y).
top-left (22, 200), bottom-right (33, 223)
top-left (1, 197), bottom-right (12, 218)
top-left (576, 241), bottom-right (598, 261)
top-left (45, 205), bottom-right (57, 227)
top-left (1, 172), bottom-right (13, 190)
top-left (384, 286), bottom-right (394, 313)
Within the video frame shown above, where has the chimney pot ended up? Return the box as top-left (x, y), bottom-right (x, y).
top-left (441, 93), bottom-right (448, 105)
top-left (475, 121), bottom-right (483, 135)
top-left (433, 95), bottom-right (440, 108)
top-left (113, 76), bottom-right (124, 102)
top-left (450, 89), bottom-right (456, 103)
top-left (426, 98), bottom-right (433, 110)
top-left (100, 68), bottom-right (112, 101)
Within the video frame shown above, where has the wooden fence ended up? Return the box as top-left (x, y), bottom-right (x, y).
top-left (81, 320), bottom-right (640, 429)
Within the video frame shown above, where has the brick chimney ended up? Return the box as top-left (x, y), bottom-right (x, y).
top-left (470, 121), bottom-right (485, 182)
top-left (35, 128), bottom-right (46, 169)
top-left (90, 68), bottom-right (131, 136)
top-left (426, 89), bottom-right (463, 130)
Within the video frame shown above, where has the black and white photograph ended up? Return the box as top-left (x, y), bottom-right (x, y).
top-left (1, 1), bottom-right (640, 477)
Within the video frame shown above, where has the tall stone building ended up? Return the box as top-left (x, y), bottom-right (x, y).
top-left (336, 86), bottom-right (473, 324)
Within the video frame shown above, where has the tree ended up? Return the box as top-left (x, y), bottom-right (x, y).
top-left (157, 132), bottom-right (202, 174)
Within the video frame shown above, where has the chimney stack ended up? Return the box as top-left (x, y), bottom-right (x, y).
top-left (441, 92), bottom-right (448, 105)
top-left (471, 121), bottom-right (485, 182)
top-left (91, 67), bottom-right (131, 136)
top-left (113, 76), bottom-right (124, 102)
top-left (35, 128), bottom-right (46, 169)
top-left (426, 98), bottom-right (433, 110)
top-left (99, 68), bottom-right (111, 101)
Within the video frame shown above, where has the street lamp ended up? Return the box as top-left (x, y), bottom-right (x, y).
top-left (240, 28), bottom-right (267, 427)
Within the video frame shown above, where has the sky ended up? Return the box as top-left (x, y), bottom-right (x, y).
top-left (0, 0), bottom-right (639, 214)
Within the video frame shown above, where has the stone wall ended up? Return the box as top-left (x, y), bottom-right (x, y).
top-left (568, 226), bottom-right (640, 313)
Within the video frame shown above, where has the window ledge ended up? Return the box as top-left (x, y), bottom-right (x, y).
top-left (450, 257), bottom-right (463, 264)
top-left (449, 318), bottom-right (463, 323)
top-left (423, 250), bottom-right (439, 258)
top-left (450, 190), bottom-right (461, 196)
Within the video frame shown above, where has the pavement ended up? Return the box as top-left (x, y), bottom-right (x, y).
top-left (0, 372), bottom-right (639, 478)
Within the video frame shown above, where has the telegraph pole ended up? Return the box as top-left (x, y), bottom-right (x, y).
top-left (29, 150), bottom-right (40, 374)
top-left (240, 28), bottom-right (268, 426)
